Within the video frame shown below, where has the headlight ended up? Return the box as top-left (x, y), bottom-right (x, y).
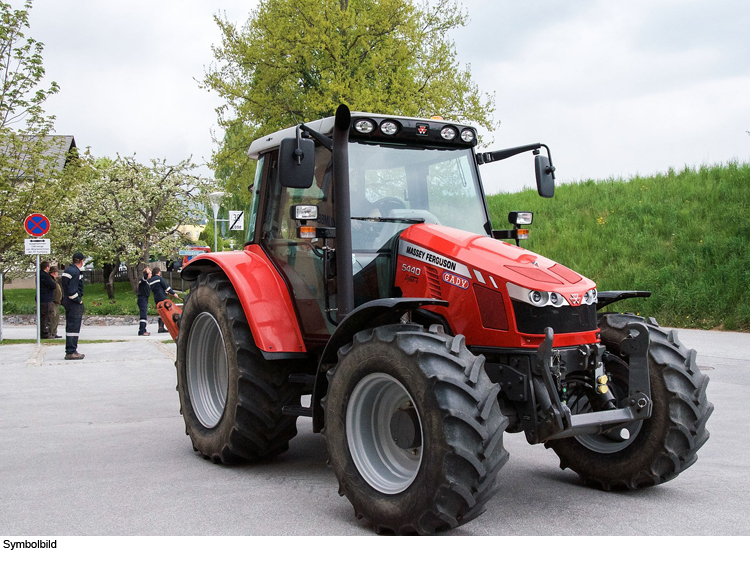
top-left (583, 288), bottom-right (598, 305)
top-left (507, 282), bottom-right (571, 308)
top-left (380, 120), bottom-right (399, 135)
top-left (508, 211), bottom-right (533, 225)
top-left (460, 128), bottom-right (475, 143)
top-left (440, 126), bottom-right (457, 140)
top-left (529, 290), bottom-right (547, 305)
top-left (354, 119), bottom-right (375, 134)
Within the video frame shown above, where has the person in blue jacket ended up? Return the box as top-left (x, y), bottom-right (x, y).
top-left (149, 267), bottom-right (180, 333)
top-left (60, 252), bottom-right (86, 360)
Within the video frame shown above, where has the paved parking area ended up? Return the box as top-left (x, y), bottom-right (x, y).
top-left (0, 323), bottom-right (748, 537)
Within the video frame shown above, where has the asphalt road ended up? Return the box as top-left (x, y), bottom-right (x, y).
top-left (0, 323), bottom-right (748, 536)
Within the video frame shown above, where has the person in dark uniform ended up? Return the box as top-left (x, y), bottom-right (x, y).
top-left (149, 266), bottom-right (179, 333)
top-left (137, 267), bottom-right (152, 336)
top-left (60, 252), bottom-right (86, 360)
top-left (39, 260), bottom-right (57, 339)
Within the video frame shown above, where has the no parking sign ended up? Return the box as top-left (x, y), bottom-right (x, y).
top-left (24, 213), bottom-right (50, 237)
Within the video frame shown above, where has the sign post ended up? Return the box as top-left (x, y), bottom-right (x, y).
top-left (24, 214), bottom-right (51, 346)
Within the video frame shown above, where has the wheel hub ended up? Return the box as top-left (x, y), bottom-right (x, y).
top-left (346, 373), bottom-right (423, 494)
top-left (390, 405), bottom-right (422, 450)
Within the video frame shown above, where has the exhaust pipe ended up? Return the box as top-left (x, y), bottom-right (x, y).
top-left (332, 104), bottom-right (354, 319)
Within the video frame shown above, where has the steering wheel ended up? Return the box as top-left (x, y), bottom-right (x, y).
top-left (372, 197), bottom-right (406, 217)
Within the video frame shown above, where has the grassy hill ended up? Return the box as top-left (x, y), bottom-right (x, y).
top-left (486, 161), bottom-right (750, 331)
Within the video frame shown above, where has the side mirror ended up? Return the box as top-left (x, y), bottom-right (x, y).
top-left (535, 154), bottom-right (555, 198)
top-left (279, 136), bottom-right (315, 188)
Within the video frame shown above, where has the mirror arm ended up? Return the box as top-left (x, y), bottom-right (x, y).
top-left (293, 126), bottom-right (305, 164)
top-left (477, 143), bottom-right (541, 165)
top-left (300, 123), bottom-right (333, 151)
top-left (537, 144), bottom-right (556, 179)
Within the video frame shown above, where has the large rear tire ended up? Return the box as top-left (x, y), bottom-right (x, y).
top-left (323, 324), bottom-right (509, 534)
top-left (176, 272), bottom-right (301, 463)
top-left (548, 313), bottom-right (713, 490)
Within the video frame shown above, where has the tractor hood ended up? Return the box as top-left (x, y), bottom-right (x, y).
top-left (398, 223), bottom-right (596, 300)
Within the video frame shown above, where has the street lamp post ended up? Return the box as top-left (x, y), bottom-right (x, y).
top-left (208, 191), bottom-right (225, 252)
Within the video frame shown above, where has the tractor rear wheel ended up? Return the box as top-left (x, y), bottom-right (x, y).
top-left (323, 324), bottom-right (509, 534)
top-left (548, 313), bottom-right (713, 489)
top-left (176, 271), bottom-right (301, 463)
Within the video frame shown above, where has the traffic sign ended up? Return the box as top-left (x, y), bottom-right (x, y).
top-left (25, 238), bottom-right (51, 255)
top-left (229, 210), bottom-right (244, 231)
top-left (24, 213), bottom-right (50, 237)
top-left (178, 249), bottom-right (207, 256)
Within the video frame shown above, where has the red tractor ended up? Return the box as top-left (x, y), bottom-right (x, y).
top-left (159, 105), bottom-right (713, 534)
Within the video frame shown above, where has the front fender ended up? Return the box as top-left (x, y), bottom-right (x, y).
top-left (182, 245), bottom-right (306, 356)
top-left (311, 297), bottom-right (448, 432)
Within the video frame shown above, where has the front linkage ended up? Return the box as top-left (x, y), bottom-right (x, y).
top-left (482, 322), bottom-right (652, 445)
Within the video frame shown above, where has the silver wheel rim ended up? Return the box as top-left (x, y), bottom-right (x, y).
top-left (186, 312), bottom-right (229, 428)
top-left (346, 373), bottom-right (423, 494)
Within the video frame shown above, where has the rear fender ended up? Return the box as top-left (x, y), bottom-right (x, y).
top-left (181, 246), bottom-right (306, 356)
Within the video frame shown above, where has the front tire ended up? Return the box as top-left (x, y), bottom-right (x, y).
top-left (549, 313), bottom-right (713, 490)
top-left (176, 272), bottom-right (301, 463)
top-left (323, 324), bottom-right (509, 534)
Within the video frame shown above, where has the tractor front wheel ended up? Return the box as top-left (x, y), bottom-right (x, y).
top-left (548, 313), bottom-right (713, 489)
top-left (323, 324), bottom-right (509, 534)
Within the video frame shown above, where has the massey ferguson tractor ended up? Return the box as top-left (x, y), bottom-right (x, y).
top-left (159, 105), bottom-right (713, 534)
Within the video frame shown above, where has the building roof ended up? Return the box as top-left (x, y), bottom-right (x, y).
top-left (0, 134), bottom-right (77, 176)
top-left (40, 135), bottom-right (77, 172)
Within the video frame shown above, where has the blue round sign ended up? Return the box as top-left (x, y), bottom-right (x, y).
top-left (24, 213), bottom-right (50, 237)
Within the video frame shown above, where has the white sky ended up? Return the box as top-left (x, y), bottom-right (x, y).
top-left (28, 0), bottom-right (750, 194)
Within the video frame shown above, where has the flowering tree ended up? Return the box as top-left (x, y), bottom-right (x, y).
top-left (61, 154), bottom-right (215, 296)
top-left (0, 0), bottom-right (62, 278)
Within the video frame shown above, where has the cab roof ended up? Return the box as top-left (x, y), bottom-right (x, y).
top-left (247, 112), bottom-right (477, 159)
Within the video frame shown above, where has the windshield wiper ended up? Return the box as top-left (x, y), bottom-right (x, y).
top-left (351, 216), bottom-right (425, 224)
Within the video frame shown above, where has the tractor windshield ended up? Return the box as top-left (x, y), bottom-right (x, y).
top-left (348, 142), bottom-right (488, 248)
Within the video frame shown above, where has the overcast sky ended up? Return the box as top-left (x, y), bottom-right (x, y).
top-left (28, 0), bottom-right (750, 195)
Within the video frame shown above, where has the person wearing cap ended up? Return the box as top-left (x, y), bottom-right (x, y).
top-left (60, 252), bottom-right (86, 360)
top-left (149, 267), bottom-right (179, 333)
top-left (137, 267), bottom-right (152, 336)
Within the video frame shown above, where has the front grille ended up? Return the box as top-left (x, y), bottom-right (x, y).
top-left (511, 300), bottom-right (597, 335)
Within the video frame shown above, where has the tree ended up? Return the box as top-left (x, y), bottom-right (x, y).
top-left (0, 0), bottom-right (62, 278)
top-left (203, 0), bottom-right (496, 196)
top-left (63, 154), bottom-right (215, 295)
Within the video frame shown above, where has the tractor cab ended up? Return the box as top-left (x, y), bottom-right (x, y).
top-left (245, 110), bottom-right (554, 345)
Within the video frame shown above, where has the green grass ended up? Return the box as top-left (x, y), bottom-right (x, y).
top-left (487, 161), bottom-right (750, 330)
top-left (2, 281), bottom-right (159, 316)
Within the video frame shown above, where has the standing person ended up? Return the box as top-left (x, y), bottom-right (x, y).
top-left (60, 252), bottom-right (86, 360)
top-left (137, 267), bottom-right (151, 336)
top-left (39, 261), bottom-right (57, 339)
top-left (49, 266), bottom-right (62, 339)
top-left (149, 267), bottom-right (179, 333)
